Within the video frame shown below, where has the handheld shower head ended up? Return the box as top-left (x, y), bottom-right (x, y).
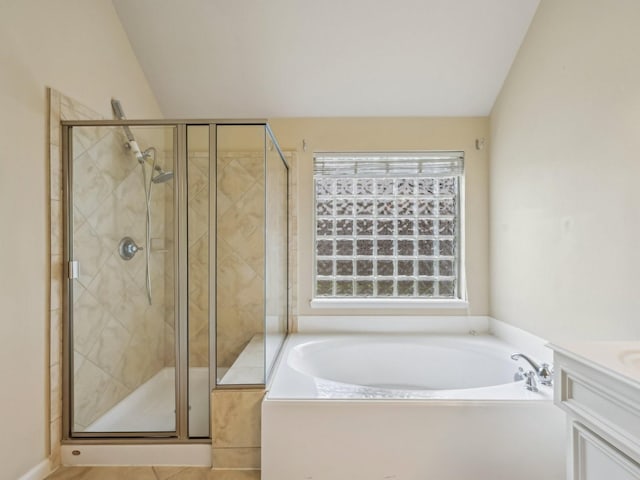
top-left (111, 98), bottom-right (145, 162)
top-left (152, 168), bottom-right (174, 184)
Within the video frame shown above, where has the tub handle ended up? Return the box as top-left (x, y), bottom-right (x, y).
top-left (523, 370), bottom-right (538, 392)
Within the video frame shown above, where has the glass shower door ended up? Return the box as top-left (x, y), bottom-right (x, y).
top-left (68, 125), bottom-right (177, 434)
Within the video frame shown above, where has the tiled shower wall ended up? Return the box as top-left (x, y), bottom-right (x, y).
top-left (216, 152), bottom-right (265, 369)
top-left (70, 125), bottom-right (171, 429)
top-left (49, 90), bottom-right (174, 455)
top-left (187, 152), bottom-right (210, 368)
top-left (50, 92), bottom-right (297, 471)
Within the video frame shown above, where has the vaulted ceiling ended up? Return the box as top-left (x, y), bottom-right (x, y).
top-left (113, 0), bottom-right (539, 118)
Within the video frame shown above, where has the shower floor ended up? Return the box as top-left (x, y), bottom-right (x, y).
top-left (85, 367), bottom-right (210, 437)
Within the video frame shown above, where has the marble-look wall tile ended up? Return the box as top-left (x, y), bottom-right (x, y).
top-left (85, 254), bottom-right (147, 331)
top-left (50, 145), bottom-right (62, 201)
top-left (211, 390), bottom-right (263, 448)
top-left (212, 447), bottom-right (260, 469)
top-left (216, 243), bottom-right (264, 367)
top-left (216, 190), bottom-right (233, 217)
top-left (236, 154), bottom-right (264, 183)
top-left (90, 131), bottom-right (137, 187)
top-left (60, 95), bottom-right (103, 122)
top-left (73, 359), bottom-right (129, 427)
top-left (188, 154), bottom-right (209, 200)
top-left (187, 153), bottom-right (209, 368)
top-left (87, 187), bottom-right (144, 252)
top-left (49, 89), bottom-right (61, 147)
top-left (216, 157), bottom-right (265, 379)
top-left (164, 321), bottom-right (175, 368)
top-left (188, 188), bottom-right (209, 249)
top-left (217, 159), bottom-right (257, 203)
top-left (73, 150), bottom-right (114, 218)
top-left (51, 199), bottom-right (63, 258)
top-left (74, 352), bottom-right (86, 375)
top-left (73, 221), bottom-right (111, 288)
top-left (216, 251), bottom-right (259, 308)
top-left (86, 318), bottom-right (131, 377)
top-left (50, 256), bottom-right (63, 312)
top-left (72, 286), bottom-right (111, 355)
top-left (50, 308), bottom-right (62, 367)
top-left (50, 363), bottom-right (62, 421)
top-left (218, 182), bottom-right (264, 247)
top-left (188, 227), bottom-right (208, 300)
top-left (49, 417), bottom-right (61, 468)
top-left (112, 307), bottom-right (165, 390)
top-left (189, 298), bottom-right (209, 367)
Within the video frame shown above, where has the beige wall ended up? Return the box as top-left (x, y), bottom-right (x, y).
top-left (0, 1), bottom-right (161, 478)
top-left (490, 0), bottom-right (640, 342)
top-left (270, 118), bottom-right (490, 319)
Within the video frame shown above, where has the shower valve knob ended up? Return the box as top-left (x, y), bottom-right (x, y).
top-left (119, 236), bottom-right (143, 261)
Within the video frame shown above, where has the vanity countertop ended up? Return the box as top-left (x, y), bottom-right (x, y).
top-left (550, 341), bottom-right (640, 388)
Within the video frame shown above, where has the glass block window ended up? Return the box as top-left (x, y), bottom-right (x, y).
top-left (314, 152), bottom-right (464, 300)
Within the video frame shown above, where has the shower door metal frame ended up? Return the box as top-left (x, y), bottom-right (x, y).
top-left (61, 121), bottom-right (188, 441)
top-left (61, 119), bottom-right (271, 444)
top-left (211, 124), bottom-right (290, 389)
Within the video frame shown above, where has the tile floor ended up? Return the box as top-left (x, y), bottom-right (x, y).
top-left (45, 467), bottom-right (260, 480)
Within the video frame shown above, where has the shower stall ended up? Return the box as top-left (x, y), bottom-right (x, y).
top-left (61, 119), bottom-right (288, 441)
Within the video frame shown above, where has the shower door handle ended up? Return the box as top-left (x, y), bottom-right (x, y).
top-left (68, 260), bottom-right (79, 279)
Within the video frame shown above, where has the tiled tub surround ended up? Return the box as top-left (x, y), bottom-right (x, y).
top-left (262, 316), bottom-right (566, 480)
top-left (211, 389), bottom-right (264, 470)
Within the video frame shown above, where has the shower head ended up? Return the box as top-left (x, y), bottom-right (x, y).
top-left (111, 98), bottom-right (126, 121)
top-left (111, 98), bottom-right (145, 161)
top-left (152, 168), bottom-right (174, 184)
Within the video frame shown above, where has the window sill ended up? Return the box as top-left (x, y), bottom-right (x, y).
top-left (309, 298), bottom-right (469, 309)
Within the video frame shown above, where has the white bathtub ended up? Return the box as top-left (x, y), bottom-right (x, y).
top-left (262, 332), bottom-right (566, 480)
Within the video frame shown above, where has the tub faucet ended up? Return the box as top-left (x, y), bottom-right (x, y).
top-left (511, 353), bottom-right (553, 388)
top-left (521, 369), bottom-right (538, 392)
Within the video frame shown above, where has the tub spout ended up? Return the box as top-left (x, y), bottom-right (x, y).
top-left (511, 353), bottom-right (553, 387)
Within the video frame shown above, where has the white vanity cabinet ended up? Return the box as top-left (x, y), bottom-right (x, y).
top-left (551, 343), bottom-right (640, 480)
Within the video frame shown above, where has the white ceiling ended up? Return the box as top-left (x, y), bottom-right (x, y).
top-left (113, 0), bottom-right (539, 118)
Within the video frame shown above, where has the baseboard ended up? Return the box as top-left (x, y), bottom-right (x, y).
top-left (18, 459), bottom-right (52, 480)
